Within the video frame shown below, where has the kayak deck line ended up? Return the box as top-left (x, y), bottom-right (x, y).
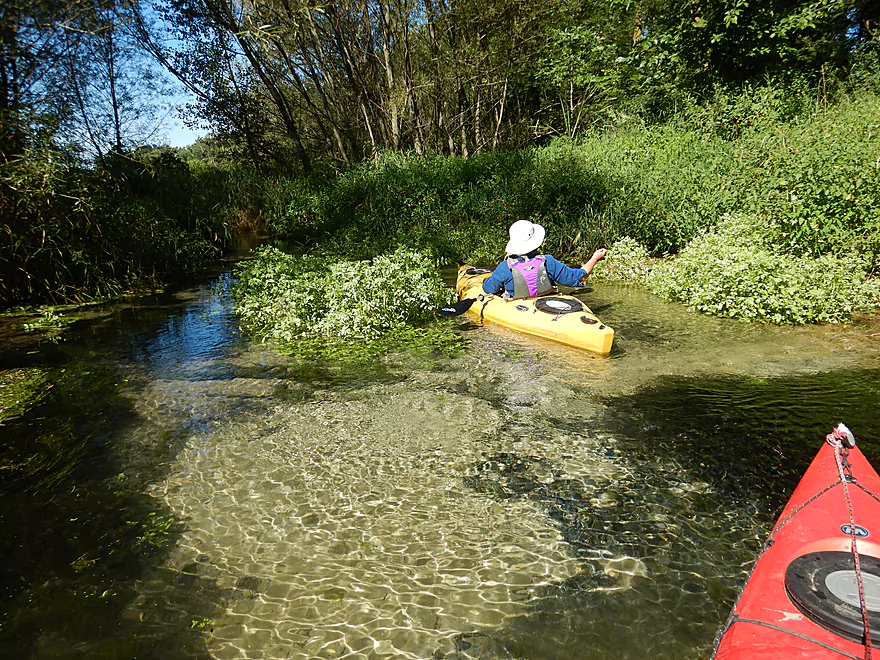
top-left (853, 480), bottom-right (880, 506)
top-left (721, 615), bottom-right (865, 660)
top-left (713, 424), bottom-right (880, 659)
top-left (762, 479), bottom-right (850, 551)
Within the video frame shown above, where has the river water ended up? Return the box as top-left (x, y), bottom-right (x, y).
top-left (1, 270), bottom-right (879, 659)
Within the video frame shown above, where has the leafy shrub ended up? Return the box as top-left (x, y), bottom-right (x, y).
top-left (267, 85), bottom-right (880, 278)
top-left (268, 148), bottom-right (619, 266)
top-left (647, 215), bottom-right (879, 324)
top-left (233, 245), bottom-right (454, 341)
top-left (677, 79), bottom-right (816, 140)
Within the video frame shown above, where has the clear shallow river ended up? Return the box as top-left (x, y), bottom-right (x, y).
top-left (1, 271), bottom-right (879, 659)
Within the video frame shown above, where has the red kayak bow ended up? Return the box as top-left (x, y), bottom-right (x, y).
top-left (713, 424), bottom-right (880, 660)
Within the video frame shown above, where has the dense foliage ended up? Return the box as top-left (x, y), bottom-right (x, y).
top-left (233, 245), bottom-right (454, 341)
top-left (593, 219), bottom-right (880, 326)
top-left (259, 86), bottom-right (880, 325)
top-left (7, 0), bottom-right (876, 170)
top-left (129, 0), bottom-right (879, 169)
top-left (271, 86), bottom-right (880, 261)
top-left (2, 0), bottom-right (880, 324)
top-left (647, 215), bottom-right (879, 324)
top-left (630, 1), bottom-right (878, 90)
top-left (0, 149), bottom-right (294, 307)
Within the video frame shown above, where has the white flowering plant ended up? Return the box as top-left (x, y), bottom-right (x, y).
top-left (591, 236), bottom-right (655, 284)
top-left (233, 245), bottom-right (455, 342)
top-left (647, 215), bottom-right (879, 324)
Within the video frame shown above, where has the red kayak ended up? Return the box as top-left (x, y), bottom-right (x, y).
top-left (713, 424), bottom-right (880, 659)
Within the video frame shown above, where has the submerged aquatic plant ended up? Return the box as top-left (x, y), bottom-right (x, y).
top-left (0, 368), bottom-right (52, 425)
top-left (20, 308), bottom-right (76, 344)
top-left (128, 511), bottom-right (175, 553)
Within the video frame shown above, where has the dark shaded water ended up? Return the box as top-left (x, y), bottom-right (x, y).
top-left (1, 272), bottom-right (878, 659)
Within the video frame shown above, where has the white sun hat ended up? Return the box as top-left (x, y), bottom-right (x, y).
top-left (505, 220), bottom-right (546, 255)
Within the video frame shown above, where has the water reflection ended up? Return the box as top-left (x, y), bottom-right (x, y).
top-left (124, 274), bottom-right (243, 382)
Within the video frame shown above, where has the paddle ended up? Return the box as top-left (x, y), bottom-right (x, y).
top-left (435, 297), bottom-right (479, 317)
top-left (436, 265), bottom-right (494, 317)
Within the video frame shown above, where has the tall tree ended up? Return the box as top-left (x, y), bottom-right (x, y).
top-left (1, 0), bottom-right (181, 162)
top-left (142, 0), bottom-right (573, 165)
top-left (533, 0), bottom-right (640, 137)
top-left (61, 4), bottom-right (174, 160)
top-left (0, 0), bottom-right (92, 159)
top-left (629, 0), bottom-right (880, 91)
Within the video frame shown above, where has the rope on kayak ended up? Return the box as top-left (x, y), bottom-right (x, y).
top-left (479, 298), bottom-right (491, 324)
top-left (725, 616), bottom-right (865, 660)
top-left (827, 423), bottom-right (873, 659)
top-left (855, 481), bottom-right (880, 506)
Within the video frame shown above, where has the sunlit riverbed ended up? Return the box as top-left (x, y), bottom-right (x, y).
top-left (1, 273), bottom-right (878, 659)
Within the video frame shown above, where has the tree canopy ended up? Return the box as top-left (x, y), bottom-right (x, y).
top-left (2, 0), bottom-right (878, 167)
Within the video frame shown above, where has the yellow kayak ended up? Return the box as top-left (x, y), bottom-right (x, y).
top-left (454, 264), bottom-right (614, 356)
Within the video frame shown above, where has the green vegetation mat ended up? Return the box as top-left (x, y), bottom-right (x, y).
top-left (0, 368), bottom-right (52, 426)
top-left (233, 245), bottom-right (462, 357)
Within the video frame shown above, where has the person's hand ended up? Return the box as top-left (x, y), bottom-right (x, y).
top-left (581, 248), bottom-right (607, 271)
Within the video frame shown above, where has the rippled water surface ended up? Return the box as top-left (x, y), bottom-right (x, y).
top-left (2, 273), bottom-right (879, 659)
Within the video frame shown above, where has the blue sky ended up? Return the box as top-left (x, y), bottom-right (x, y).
top-left (165, 115), bottom-right (208, 147)
top-left (161, 83), bottom-right (209, 147)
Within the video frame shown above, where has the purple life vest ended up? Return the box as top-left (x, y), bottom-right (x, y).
top-left (508, 256), bottom-right (553, 298)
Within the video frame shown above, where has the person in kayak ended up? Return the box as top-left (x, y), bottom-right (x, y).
top-left (481, 219), bottom-right (606, 299)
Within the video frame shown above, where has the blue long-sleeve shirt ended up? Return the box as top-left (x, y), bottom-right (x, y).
top-left (482, 255), bottom-right (587, 296)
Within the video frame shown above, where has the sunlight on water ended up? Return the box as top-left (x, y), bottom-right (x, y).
top-left (122, 280), bottom-right (880, 659)
top-left (134, 369), bottom-right (609, 658)
top-left (6, 274), bottom-right (880, 659)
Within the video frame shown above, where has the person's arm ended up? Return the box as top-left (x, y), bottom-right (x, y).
top-left (482, 262), bottom-right (511, 294)
top-left (579, 248), bottom-right (606, 282)
top-left (544, 254), bottom-right (591, 287)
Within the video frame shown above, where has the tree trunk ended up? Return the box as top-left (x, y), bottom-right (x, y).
top-left (106, 30), bottom-right (123, 153)
top-left (379, 0), bottom-right (399, 149)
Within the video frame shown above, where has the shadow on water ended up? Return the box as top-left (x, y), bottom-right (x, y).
top-left (0, 364), bottom-right (214, 659)
top-left (0, 270), bottom-right (438, 659)
top-left (600, 369), bottom-right (880, 499)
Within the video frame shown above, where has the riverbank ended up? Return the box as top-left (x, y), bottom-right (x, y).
top-left (0, 152), bottom-right (279, 309)
top-left (246, 87), bottom-right (880, 328)
top-left (4, 85), bottom-right (878, 326)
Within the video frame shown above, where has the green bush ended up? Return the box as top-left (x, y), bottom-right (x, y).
top-left (268, 148), bottom-right (620, 267)
top-left (730, 94), bottom-right (880, 259)
top-left (233, 245), bottom-right (455, 341)
top-left (267, 85), bottom-right (880, 280)
top-left (646, 215), bottom-right (879, 324)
